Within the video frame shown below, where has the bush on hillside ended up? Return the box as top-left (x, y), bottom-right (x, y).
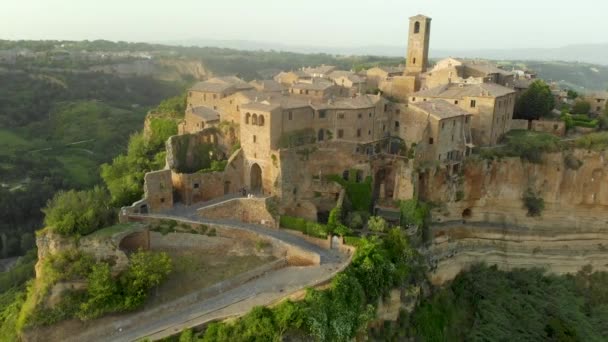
top-left (42, 186), bottom-right (115, 236)
top-left (523, 188), bottom-right (545, 217)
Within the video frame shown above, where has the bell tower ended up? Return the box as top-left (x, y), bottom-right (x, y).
top-left (405, 14), bottom-right (431, 76)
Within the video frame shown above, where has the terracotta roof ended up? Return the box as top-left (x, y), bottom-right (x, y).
top-left (249, 79), bottom-right (285, 93)
top-left (328, 71), bottom-right (366, 84)
top-left (461, 60), bottom-right (513, 76)
top-left (291, 79), bottom-right (335, 91)
top-left (188, 106), bottom-right (221, 121)
top-left (413, 83), bottom-right (516, 99)
top-left (410, 99), bottom-right (470, 120)
top-left (302, 65), bottom-right (336, 76)
top-left (190, 76), bottom-right (252, 93)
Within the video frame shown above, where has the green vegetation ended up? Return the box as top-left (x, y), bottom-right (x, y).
top-left (195, 229), bottom-right (419, 342)
top-left (279, 216), bottom-right (328, 239)
top-left (367, 216), bottom-right (388, 233)
top-left (17, 249), bottom-right (171, 328)
top-left (479, 130), bottom-right (563, 163)
top-left (575, 132), bottom-right (608, 151)
top-left (571, 100), bottom-right (591, 115)
top-left (328, 174), bottom-right (373, 212)
top-left (149, 118), bottom-right (178, 150)
top-left (101, 132), bottom-right (168, 206)
top-left (151, 93), bottom-right (187, 118)
top-left (170, 133), bottom-right (223, 174)
top-left (399, 199), bottom-right (430, 229)
top-left (523, 188), bottom-right (545, 217)
top-left (410, 265), bottom-right (608, 341)
top-left (42, 186), bottom-right (115, 236)
top-left (514, 80), bottom-right (555, 120)
top-left (0, 250), bottom-right (37, 294)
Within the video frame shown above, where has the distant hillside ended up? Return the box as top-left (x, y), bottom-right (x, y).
top-left (161, 39), bottom-right (608, 66)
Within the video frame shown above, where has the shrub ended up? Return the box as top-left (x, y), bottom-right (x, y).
top-left (571, 100), bottom-right (591, 114)
top-left (575, 132), bottom-right (608, 151)
top-left (368, 216), bottom-right (388, 233)
top-left (346, 211), bottom-right (366, 230)
top-left (523, 189), bottom-right (545, 217)
top-left (42, 186), bottom-right (115, 236)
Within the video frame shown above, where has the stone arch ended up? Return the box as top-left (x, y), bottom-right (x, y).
top-left (252, 114), bottom-right (258, 125)
top-left (250, 163), bottom-right (262, 193)
top-left (119, 231), bottom-right (150, 254)
top-left (258, 115), bottom-right (265, 126)
top-left (318, 129), bottom-right (325, 141)
top-left (462, 208), bottom-right (472, 219)
top-left (414, 21), bottom-right (420, 34)
top-left (245, 112), bottom-right (251, 124)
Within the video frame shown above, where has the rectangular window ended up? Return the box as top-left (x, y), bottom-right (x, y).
top-left (357, 129), bottom-right (361, 137)
top-left (455, 100), bottom-right (459, 105)
top-left (338, 129), bottom-right (344, 138)
top-left (470, 100), bottom-right (476, 108)
top-left (319, 110), bottom-right (327, 118)
top-left (338, 113), bottom-right (345, 119)
top-left (288, 111), bottom-right (293, 120)
top-left (253, 135), bottom-right (257, 143)
top-left (358, 113), bottom-right (362, 119)
top-left (465, 116), bottom-right (470, 123)
top-left (194, 183), bottom-right (199, 189)
top-left (429, 137), bottom-right (434, 145)
top-left (441, 122), bottom-right (445, 129)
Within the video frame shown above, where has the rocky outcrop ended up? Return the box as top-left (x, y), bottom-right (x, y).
top-left (422, 149), bottom-right (608, 284)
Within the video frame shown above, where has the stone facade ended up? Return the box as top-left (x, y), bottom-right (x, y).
top-left (411, 83), bottom-right (516, 146)
top-left (144, 170), bottom-right (173, 213)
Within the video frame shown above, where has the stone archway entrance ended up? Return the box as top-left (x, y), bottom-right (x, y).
top-left (250, 163), bottom-right (262, 194)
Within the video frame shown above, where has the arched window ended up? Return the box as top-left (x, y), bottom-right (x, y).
top-left (252, 114), bottom-right (258, 125)
top-left (245, 113), bottom-right (251, 124)
top-left (414, 21), bottom-right (420, 34)
top-left (258, 115), bottom-right (265, 126)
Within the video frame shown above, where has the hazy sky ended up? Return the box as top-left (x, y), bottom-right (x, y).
top-left (2, 0), bottom-right (606, 49)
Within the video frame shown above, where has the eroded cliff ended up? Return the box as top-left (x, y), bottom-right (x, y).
top-left (422, 149), bottom-right (608, 284)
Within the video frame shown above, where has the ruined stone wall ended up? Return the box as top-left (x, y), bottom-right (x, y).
top-left (144, 170), bottom-right (173, 213)
top-left (531, 120), bottom-right (566, 137)
top-left (277, 142), bottom-right (367, 218)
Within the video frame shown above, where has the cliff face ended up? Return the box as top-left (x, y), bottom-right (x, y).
top-left (422, 149), bottom-right (608, 284)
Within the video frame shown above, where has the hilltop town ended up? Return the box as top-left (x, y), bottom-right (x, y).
top-left (5, 13), bottom-right (608, 342)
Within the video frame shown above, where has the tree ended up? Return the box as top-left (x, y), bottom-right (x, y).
top-left (515, 80), bottom-right (556, 120)
top-left (567, 89), bottom-right (579, 100)
top-left (120, 250), bottom-right (172, 309)
top-left (571, 100), bottom-right (591, 114)
top-left (42, 186), bottom-right (115, 236)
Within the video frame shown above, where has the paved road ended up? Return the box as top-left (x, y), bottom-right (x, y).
top-left (64, 206), bottom-right (349, 342)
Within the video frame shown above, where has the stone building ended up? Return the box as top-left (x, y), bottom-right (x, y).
top-left (289, 79), bottom-right (338, 100)
top-left (407, 100), bottom-right (473, 167)
top-left (410, 83), bottom-right (516, 146)
top-left (422, 58), bottom-right (514, 89)
top-left (327, 71), bottom-right (366, 96)
top-left (583, 91), bottom-right (608, 115)
top-left (377, 15), bottom-right (432, 101)
top-left (179, 106), bottom-right (221, 134)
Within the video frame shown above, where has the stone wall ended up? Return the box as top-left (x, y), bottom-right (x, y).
top-left (144, 170), bottom-right (173, 213)
top-left (126, 216), bottom-right (321, 266)
top-left (196, 197), bottom-right (276, 227)
top-left (531, 120), bottom-right (566, 137)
